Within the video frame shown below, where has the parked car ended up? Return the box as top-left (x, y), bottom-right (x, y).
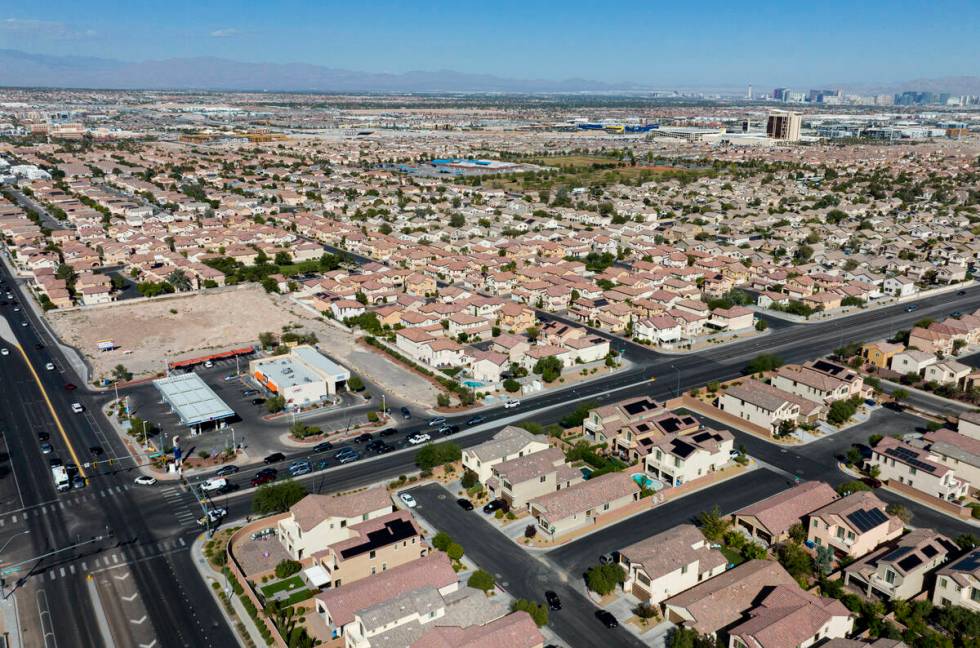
top-left (251, 474), bottom-right (275, 488)
top-left (595, 610), bottom-right (618, 628)
top-left (288, 460), bottom-right (312, 477)
top-left (71, 403), bottom-right (84, 413)
top-left (40, 442), bottom-right (53, 454)
top-left (337, 451), bottom-right (360, 464)
top-left (204, 360), bottom-right (214, 368)
top-left (504, 399), bottom-right (520, 409)
top-left (354, 433), bottom-right (373, 444)
top-left (482, 499), bottom-right (507, 514)
top-left (428, 416), bottom-right (447, 427)
top-left (407, 433), bottom-right (431, 445)
top-left (456, 498), bottom-right (474, 511)
top-left (134, 475), bottom-right (157, 486)
top-left (215, 465), bottom-right (239, 477)
top-left (313, 441), bottom-right (335, 453)
top-left (241, 389), bottom-right (259, 397)
top-left (466, 415), bottom-right (486, 426)
top-left (399, 492), bottom-right (417, 508)
top-left (400, 407), bottom-right (412, 419)
top-left (545, 590), bottom-right (562, 611)
top-left (378, 428), bottom-right (397, 437)
top-left (263, 452), bottom-right (285, 464)
top-left (250, 397), bottom-right (265, 405)
top-left (45, 362), bottom-right (55, 371)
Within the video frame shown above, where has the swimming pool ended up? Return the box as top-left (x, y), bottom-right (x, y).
top-left (462, 380), bottom-right (484, 388)
top-left (631, 473), bottom-right (664, 491)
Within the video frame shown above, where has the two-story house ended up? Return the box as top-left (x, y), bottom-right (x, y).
top-left (277, 487), bottom-right (394, 561)
top-left (643, 428), bottom-right (734, 487)
top-left (485, 447), bottom-right (583, 510)
top-left (807, 491), bottom-right (904, 560)
top-left (461, 426), bottom-right (550, 484)
top-left (869, 437), bottom-right (970, 502)
top-left (932, 548), bottom-right (980, 612)
top-left (619, 524), bottom-right (727, 604)
top-left (844, 529), bottom-right (957, 601)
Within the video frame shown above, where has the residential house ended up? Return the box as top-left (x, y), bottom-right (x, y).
top-left (528, 472), bottom-right (641, 541)
top-left (733, 481), bottom-right (840, 546)
top-left (644, 428), bottom-right (734, 487)
top-left (890, 350), bottom-right (937, 376)
top-left (277, 486), bottom-right (394, 561)
top-left (410, 611), bottom-right (545, 648)
top-left (461, 426), bottom-right (550, 484)
top-left (727, 585), bottom-right (853, 648)
top-left (862, 340), bottom-right (905, 369)
top-left (883, 276), bottom-right (917, 297)
top-left (619, 524), bottom-right (727, 604)
top-left (844, 529), bottom-right (957, 601)
top-left (718, 380), bottom-right (802, 435)
top-left (932, 547), bottom-right (980, 612)
top-left (869, 437), bottom-right (969, 502)
top-left (923, 360), bottom-right (970, 387)
top-left (485, 447), bottom-right (583, 510)
top-left (958, 411), bottom-right (980, 441)
top-left (807, 491), bottom-right (904, 560)
top-left (922, 428), bottom-right (980, 493)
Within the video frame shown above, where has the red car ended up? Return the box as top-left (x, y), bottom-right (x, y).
top-left (64, 383), bottom-right (77, 391)
top-left (251, 473), bottom-right (274, 488)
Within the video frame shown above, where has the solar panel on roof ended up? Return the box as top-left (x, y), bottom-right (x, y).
top-left (955, 551), bottom-right (980, 572)
top-left (921, 545), bottom-right (938, 559)
top-left (881, 546), bottom-right (913, 563)
top-left (884, 447), bottom-right (937, 473)
top-left (847, 507), bottom-right (889, 533)
top-left (897, 554), bottom-right (923, 572)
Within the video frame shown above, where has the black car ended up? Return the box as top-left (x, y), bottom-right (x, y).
top-left (49, 457), bottom-right (63, 468)
top-left (375, 443), bottom-right (395, 454)
top-left (88, 445), bottom-right (103, 455)
top-left (355, 433), bottom-right (374, 444)
top-left (595, 610), bottom-right (618, 628)
top-left (257, 467), bottom-right (278, 479)
top-left (263, 452), bottom-right (285, 464)
top-left (215, 465), bottom-right (239, 477)
top-left (400, 407), bottom-right (411, 419)
top-left (38, 431), bottom-right (50, 442)
top-left (313, 441), bottom-right (335, 453)
top-left (251, 397), bottom-right (266, 405)
top-left (441, 424), bottom-right (461, 435)
top-left (482, 499), bottom-right (508, 514)
top-left (456, 498), bottom-right (474, 511)
top-left (545, 590), bottom-right (562, 611)
top-left (366, 439), bottom-right (386, 452)
top-left (378, 428), bottom-right (398, 437)
top-left (466, 415), bottom-right (486, 426)
top-left (34, 343), bottom-right (44, 350)
top-left (958, 290), bottom-right (967, 295)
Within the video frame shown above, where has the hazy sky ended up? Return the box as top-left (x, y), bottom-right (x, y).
top-left (2, 0), bottom-right (978, 86)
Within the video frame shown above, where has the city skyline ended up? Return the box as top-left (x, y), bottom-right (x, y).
top-left (1, 0), bottom-right (978, 88)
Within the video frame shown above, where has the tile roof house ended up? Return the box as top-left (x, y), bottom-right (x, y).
top-left (528, 472), bottom-right (641, 541)
top-left (844, 529), bottom-right (958, 601)
top-left (485, 447), bottom-right (582, 510)
top-left (461, 426), bottom-right (550, 484)
top-left (644, 427), bottom-right (734, 487)
top-left (932, 547), bottom-right (980, 613)
top-left (277, 486), bottom-right (394, 561)
top-left (734, 481), bottom-right (840, 545)
top-left (619, 524), bottom-right (727, 604)
top-left (806, 491), bottom-right (904, 560)
top-left (869, 436), bottom-right (970, 502)
top-left (410, 610), bottom-right (545, 648)
top-left (921, 428), bottom-right (980, 493)
top-left (718, 379), bottom-right (804, 435)
top-left (662, 560), bottom-right (798, 635)
top-left (728, 584), bottom-right (853, 648)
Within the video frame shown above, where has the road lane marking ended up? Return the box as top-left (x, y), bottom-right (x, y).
top-left (121, 593), bottom-right (138, 602)
top-left (130, 615), bottom-right (147, 625)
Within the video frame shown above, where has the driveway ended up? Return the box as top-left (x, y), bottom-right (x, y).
top-left (407, 483), bottom-right (649, 648)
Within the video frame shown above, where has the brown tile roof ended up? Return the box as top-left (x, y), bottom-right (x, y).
top-left (529, 472), bottom-right (640, 525)
top-left (289, 486), bottom-right (393, 532)
top-left (735, 481), bottom-right (839, 538)
top-left (411, 611), bottom-right (543, 648)
top-left (619, 524), bottom-right (727, 582)
top-left (729, 585), bottom-right (851, 648)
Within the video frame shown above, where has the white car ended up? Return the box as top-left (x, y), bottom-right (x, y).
top-left (45, 362), bottom-right (55, 371)
top-left (200, 478), bottom-right (227, 493)
top-left (199, 507), bottom-right (228, 525)
top-left (407, 433), bottom-right (431, 445)
top-left (504, 399), bottom-right (520, 409)
top-left (0, 348), bottom-right (8, 356)
top-left (399, 493), bottom-right (417, 508)
top-left (134, 475), bottom-right (157, 486)
top-left (204, 360), bottom-right (214, 368)
top-left (71, 403), bottom-right (84, 413)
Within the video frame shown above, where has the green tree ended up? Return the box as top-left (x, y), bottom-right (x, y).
top-left (503, 378), bottom-right (521, 393)
top-left (510, 599), bottom-right (548, 627)
top-left (432, 531), bottom-right (452, 552)
top-left (697, 505), bottom-right (730, 542)
top-left (274, 559), bottom-right (302, 578)
top-left (585, 563), bottom-right (625, 595)
top-left (836, 480), bottom-right (872, 496)
top-left (167, 269), bottom-right (192, 292)
top-left (112, 364), bottom-right (133, 382)
top-left (532, 355), bottom-right (563, 383)
top-left (668, 627), bottom-right (723, 648)
top-left (461, 469), bottom-right (478, 489)
top-left (467, 569), bottom-right (495, 592)
top-left (777, 541), bottom-right (815, 586)
top-left (252, 481), bottom-right (308, 515)
top-left (266, 395), bottom-right (286, 413)
top-left (415, 442), bottom-right (461, 471)
top-left (446, 542), bottom-right (464, 561)
top-left (744, 353), bottom-right (784, 375)
top-left (274, 251), bottom-right (292, 266)
top-left (347, 375), bottom-right (365, 391)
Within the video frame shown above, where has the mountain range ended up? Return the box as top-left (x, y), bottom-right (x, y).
top-left (1, 49), bottom-right (978, 96)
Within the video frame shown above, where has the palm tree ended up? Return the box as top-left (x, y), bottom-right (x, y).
top-left (166, 269), bottom-right (192, 292)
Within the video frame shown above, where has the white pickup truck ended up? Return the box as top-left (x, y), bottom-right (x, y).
top-left (52, 466), bottom-right (70, 492)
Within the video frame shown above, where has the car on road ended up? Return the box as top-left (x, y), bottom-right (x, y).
top-left (378, 428), bottom-right (397, 437)
top-left (598, 552), bottom-right (618, 565)
top-left (49, 457), bottom-right (62, 468)
top-left (88, 445), bottom-right (103, 456)
top-left (256, 467), bottom-right (278, 479)
top-left (951, 311), bottom-right (962, 318)
top-left (288, 460), bottom-right (312, 477)
top-left (595, 610), bottom-right (618, 628)
top-left (366, 439), bottom-right (386, 452)
top-left (456, 498), bottom-right (474, 511)
top-left (466, 415), bottom-right (486, 426)
top-left (354, 432), bottom-right (374, 444)
top-left (407, 433), bottom-right (431, 445)
top-left (263, 452), bottom-right (285, 464)
top-left (204, 360), bottom-right (214, 368)
top-left (40, 442), bottom-right (53, 454)
top-left (134, 475), bottom-right (157, 486)
top-left (250, 397), bottom-right (265, 405)
top-left (958, 290), bottom-right (967, 295)
top-left (337, 450), bottom-right (360, 464)
top-left (34, 343), bottom-right (43, 350)
top-left (64, 383), bottom-right (77, 391)
top-left (313, 441), bottom-right (335, 453)
top-left (37, 432), bottom-right (49, 442)
top-left (482, 499), bottom-right (507, 514)
top-left (428, 416), bottom-right (447, 427)
top-left (400, 406), bottom-right (412, 419)
top-left (201, 478), bottom-right (228, 493)
top-left (905, 304), bottom-right (919, 312)
top-left (71, 403), bottom-right (84, 413)
top-left (545, 590), bottom-right (562, 611)
top-left (20, 321), bottom-right (27, 327)
top-left (399, 492), bottom-right (417, 508)
top-left (0, 348), bottom-right (7, 356)
top-left (72, 476), bottom-right (86, 489)
top-left (251, 473), bottom-right (275, 488)
top-left (374, 443), bottom-right (395, 454)
top-left (215, 465), bottom-right (239, 477)
top-left (45, 362), bottom-right (55, 371)
top-left (504, 399), bottom-right (520, 409)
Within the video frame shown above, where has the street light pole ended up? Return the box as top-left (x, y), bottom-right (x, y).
top-left (0, 529), bottom-right (30, 556)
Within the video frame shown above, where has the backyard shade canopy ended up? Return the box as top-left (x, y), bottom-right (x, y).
top-left (153, 373), bottom-right (234, 426)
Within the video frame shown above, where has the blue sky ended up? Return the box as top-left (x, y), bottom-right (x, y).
top-left (1, 0), bottom-right (977, 86)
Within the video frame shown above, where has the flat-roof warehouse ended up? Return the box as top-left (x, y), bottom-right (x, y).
top-left (250, 345), bottom-right (351, 408)
top-left (153, 373), bottom-right (235, 427)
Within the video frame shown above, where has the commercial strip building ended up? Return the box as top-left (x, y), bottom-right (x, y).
top-left (250, 344), bottom-right (351, 408)
top-left (152, 372), bottom-right (235, 429)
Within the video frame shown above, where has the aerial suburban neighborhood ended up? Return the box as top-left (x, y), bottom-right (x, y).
top-left (0, 5), bottom-right (979, 648)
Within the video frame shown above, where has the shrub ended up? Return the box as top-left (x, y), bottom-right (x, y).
top-left (585, 563), bottom-right (624, 595)
top-left (503, 378), bottom-right (521, 393)
top-left (252, 480), bottom-right (308, 514)
top-left (415, 442), bottom-right (461, 471)
top-left (467, 569), bottom-right (495, 592)
top-left (510, 599), bottom-right (548, 627)
top-left (432, 532), bottom-right (452, 552)
top-left (274, 559), bottom-right (302, 579)
top-left (367, 411), bottom-right (379, 423)
top-left (460, 469), bottom-right (479, 489)
top-left (446, 542), bottom-right (464, 561)
top-left (524, 524), bottom-right (537, 539)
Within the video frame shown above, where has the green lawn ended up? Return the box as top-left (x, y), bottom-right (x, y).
top-left (260, 575), bottom-right (305, 598)
top-left (281, 588), bottom-right (314, 607)
top-left (720, 545), bottom-right (745, 566)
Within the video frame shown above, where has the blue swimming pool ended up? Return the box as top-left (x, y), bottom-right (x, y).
top-left (631, 473), bottom-right (664, 491)
top-left (462, 380), bottom-right (484, 388)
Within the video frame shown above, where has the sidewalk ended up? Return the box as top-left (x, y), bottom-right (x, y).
top-left (0, 590), bottom-right (22, 648)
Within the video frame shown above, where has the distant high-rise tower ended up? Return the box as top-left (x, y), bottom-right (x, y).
top-left (766, 110), bottom-right (801, 141)
top-left (747, 84), bottom-right (753, 100)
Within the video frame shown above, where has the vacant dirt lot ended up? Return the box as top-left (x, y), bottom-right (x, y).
top-left (46, 285), bottom-right (440, 407)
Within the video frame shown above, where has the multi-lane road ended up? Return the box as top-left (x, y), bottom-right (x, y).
top-left (2, 251), bottom-right (980, 647)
